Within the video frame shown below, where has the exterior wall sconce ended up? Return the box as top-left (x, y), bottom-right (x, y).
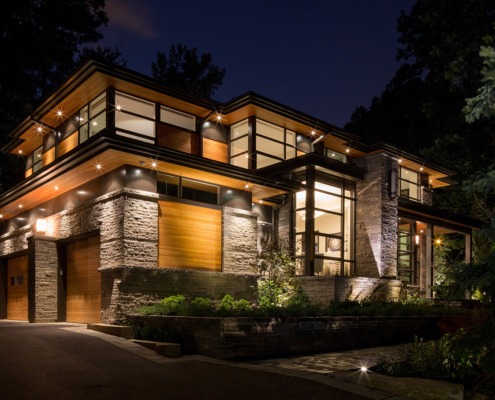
top-left (36, 218), bottom-right (47, 233)
top-left (415, 234), bottom-right (420, 245)
top-left (389, 169), bottom-right (397, 198)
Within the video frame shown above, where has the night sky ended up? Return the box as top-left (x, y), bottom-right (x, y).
top-left (100, 0), bottom-right (415, 129)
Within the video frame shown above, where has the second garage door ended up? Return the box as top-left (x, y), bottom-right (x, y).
top-left (66, 236), bottom-right (101, 323)
top-left (7, 255), bottom-right (28, 320)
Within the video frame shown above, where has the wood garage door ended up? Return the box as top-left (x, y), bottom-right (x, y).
top-left (7, 255), bottom-right (28, 320)
top-left (66, 236), bottom-right (101, 323)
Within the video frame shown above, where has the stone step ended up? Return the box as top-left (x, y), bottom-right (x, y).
top-left (87, 323), bottom-right (133, 339)
top-left (131, 339), bottom-right (181, 358)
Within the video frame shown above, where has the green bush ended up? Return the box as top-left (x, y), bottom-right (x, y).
top-left (187, 297), bottom-right (212, 316)
top-left (376, 318), bottom-right (495, 397)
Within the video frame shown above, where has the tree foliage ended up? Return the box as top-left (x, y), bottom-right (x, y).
top-left (0, 0), bottom-right (127, 193)
top-left (464, 46), bottom-right (495, 123)
top-left (0, 0), bottom-right (111, 136)
top-left (151, 44), bottom-right (226, 98)
top-left (345, 0), bottom-right (495, 215)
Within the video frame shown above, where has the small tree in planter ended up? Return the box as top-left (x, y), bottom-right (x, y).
top-left (255, 240), bottom-right (308, 309)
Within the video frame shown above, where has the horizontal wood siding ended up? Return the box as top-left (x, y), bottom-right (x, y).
top-left (42, 146), bottom-right (56, 167)
top-left (7, 256), bottom-right (28, 320)
top-left (159, 201), bottom-right (221, 271)
top-left (58, 131), bottom-right (78, 157)
top-left (66, 236), bottom-right (101, 323)
top-left (203, 138), bottom-right (228, 163)
top-left (157, 124), bottom-right (199, 155)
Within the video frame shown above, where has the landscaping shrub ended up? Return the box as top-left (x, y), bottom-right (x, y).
top-left (375, 317), bottom-right (495, 398)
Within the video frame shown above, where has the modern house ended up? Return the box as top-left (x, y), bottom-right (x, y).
top-left (0, 61), bottom-right (479, 324)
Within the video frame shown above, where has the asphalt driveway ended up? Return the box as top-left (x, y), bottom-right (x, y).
top-left (0, 321), bottom-right (374, 400)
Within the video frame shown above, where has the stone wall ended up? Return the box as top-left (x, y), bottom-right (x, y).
top-left (275, 202), bottom-right (291, 242)
top-left (355, 153), bottom-right (398, 278)
top-left (128, 314), bottom-right (471, 359)
top-left (0, 226), bottom-right (32, 257)
top-left (29, 237), bottom-right (58, 322)
top-left (297, 276), bottom-right (335, 305)
top-left (421, 186), bottom-right (433, 206)
top-left (101, 267), bottom-right (259, 323)
top-left (297, 276), bottom-right (402, 305)
top-left (222, 207), bottom-right (257, 274)
top-left (334, 277), bottom-right (402, 302)
top-left (47, 188), bottom-right (158, 270)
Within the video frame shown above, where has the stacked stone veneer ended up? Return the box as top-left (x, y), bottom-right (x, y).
top-left (128, 314), bottom-right (471, 359)
top-left (298, 276), bottom-right (401, 305)
top-left (355, 153), bottom-right (398, 278)
top-left (101, 267), bottom-right (258, 323)
top-left (50, 188), bottom-right (159, 270)
top-left (1, 185), bottom-right (264, 322)
top-left (29, 237), bottom-right (58, 322)
top-left (222, 207), bottom-right (257, 274)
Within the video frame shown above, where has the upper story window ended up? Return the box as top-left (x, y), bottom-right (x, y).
top-left (323, 148), bottom-right (347, 163)
top-left (256, 119), bottom-right (297, 168)
top-left (399, 166), bottom-right (420, 201)
top-left (115, 92), bottom-right (155, 143)
top-left (32, 145), bottom-right (43, 173)
top-left (230, 120), bottom-right (249, 168)
top-left (157, 173), bottom-right (219, 205)
top-left (79, 92), bottom-right (106, 143)
top-left (229, 118), bottom-right (306, 169)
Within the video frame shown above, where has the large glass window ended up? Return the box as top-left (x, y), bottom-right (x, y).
top-left (32, 145), bottom-right (43, 173)
top-left (256, 119), bottom-right (297, 168)
top-left (115, 92), bottom-right (155, 143)
top-left (157, 174), bottom-right (219, 205)
top-left (293, 175), bottom-right (355, 276)
top-left (229, 120), bottom-right (249, 168)
top-left (78, 92), bottom-right (106, 144)
top-left (398, 219), bottom-right (415, 283)
top-left (399, 167), bottom-right (420, 201)
top-left (229, 119), bottom-right (300, 169)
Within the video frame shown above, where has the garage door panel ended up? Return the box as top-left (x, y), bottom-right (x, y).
top-left (66, 236), bottom-right (101, 323)
top-left (7, 256), bottom-right (28, 320)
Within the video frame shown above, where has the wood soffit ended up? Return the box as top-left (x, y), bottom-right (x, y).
top-left (7, 61), bottom-right (453, 191)
top-left (0, 145), bottom-right (287, 221)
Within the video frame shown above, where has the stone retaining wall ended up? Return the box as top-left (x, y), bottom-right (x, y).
top-left (101, 268), bottom-right (258, 324)
top-left (127, 314), bottom-right (472, 360)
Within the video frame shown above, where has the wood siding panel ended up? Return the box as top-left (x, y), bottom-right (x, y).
top-left (159, 201), bottom-right (221, 271)
top-left (25, 168), bottom-right (33, 178)
top-left (7, 256), bottom-right (28, 320)
top-left (203, 138), bottom-right (228, 163)
top-left (157, 124), bottom-right (199, 155)
top-left (42, 146), bottom-right (56, 167)
top-left (66, 236), bottom-right (101, 323)
top-left (58, 132), bottom-right (78, 157)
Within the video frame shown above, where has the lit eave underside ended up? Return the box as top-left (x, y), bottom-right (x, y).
top-left (0, 140), bottom-right (291, 221)
top-left (8, 64), bottom-right (217, 156)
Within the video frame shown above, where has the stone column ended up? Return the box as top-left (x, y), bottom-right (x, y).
top-left (29, 236), bottom-right (59, 322)
top-left (354, 153), bottom-right (398, 278)
top-left (222, 207), bottom-right (257, 274)
top-left (122, 192), bottom-right (158, 269)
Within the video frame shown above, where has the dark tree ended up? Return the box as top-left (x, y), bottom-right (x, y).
top-left (77, 45), bottom-right (127, 67)
top-left (0, 0), bottom-right (113, 192)
top-left (0, 0), bottom-right (111, 135)
top-left (151, 44), bottom-right (226, 98)
top-left (345, 0), bottom-right (495, 214)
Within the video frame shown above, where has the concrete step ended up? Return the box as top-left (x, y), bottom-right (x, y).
top-left (131, 339), bottom-right (181, 358)
top-left (87, 323), bottom-right (133, 339)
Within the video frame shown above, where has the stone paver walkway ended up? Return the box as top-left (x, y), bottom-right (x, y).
top-left (251, 345), bottom-right (406, 375)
